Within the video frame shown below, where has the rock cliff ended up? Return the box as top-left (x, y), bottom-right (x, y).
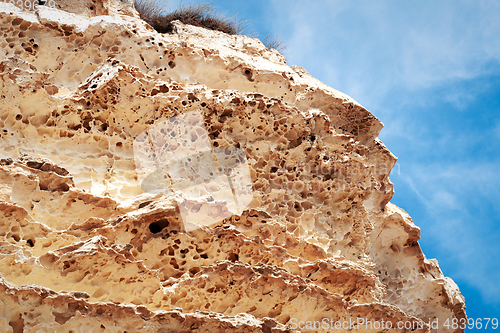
top-left (0, 0), bottom-right (466, 332)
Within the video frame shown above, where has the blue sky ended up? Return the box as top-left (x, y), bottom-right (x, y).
top-left (160, 0), bottom-right (500, 328)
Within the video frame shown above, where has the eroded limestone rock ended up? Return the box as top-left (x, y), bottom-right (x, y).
top-left (0, 0), bottom-right (465, 332)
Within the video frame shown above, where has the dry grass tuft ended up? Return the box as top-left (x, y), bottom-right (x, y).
top-left (134, 0), bottom-right (165, 24)
top-left (134, 1), bottom-right (242, 34)
top-left (134, 0), bottom-right (287, 54)
top-left (262, 34), bottom-right (288, 54)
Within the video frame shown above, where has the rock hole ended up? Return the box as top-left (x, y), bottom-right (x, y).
top-left (189, 267), bottom-right (200, 276)
top-left (138, 200), bottom-right (152, 208)
top-left (40, 253), bottom-right (57, 267)
top-left (187, 93), bottom-right (198, 101)
top-left (8, 314), bottom-right (24, 333)
top-left (62, 261), bottom-right (71, 270)
top-left (170, 258), bottom-right (179, 269)
top-left (149, 219), bottom-right (170, 234)
top-left (52, 311), bottom-right (73, 325)
top-left (160, 246), bottom-right (175, 256)
top-left (243, 68), bottom-right (254, 81)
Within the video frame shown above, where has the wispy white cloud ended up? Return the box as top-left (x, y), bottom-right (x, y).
top-left (442, 90), bottom-right (478, 110)
top-left (430, 190), bottom-right (460, 210)
top-left (269, 0), bottom-right (500, 106)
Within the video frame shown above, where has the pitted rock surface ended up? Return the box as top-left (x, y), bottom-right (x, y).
top-left (0, 1), bottom-right (465, 332)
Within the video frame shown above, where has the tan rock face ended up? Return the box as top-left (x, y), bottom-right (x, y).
top-left (0, 1), bottom-right (465, 332)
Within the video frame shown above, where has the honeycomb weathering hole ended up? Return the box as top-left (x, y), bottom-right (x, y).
top-left (149, 219), bottom-right (170, 234)
top-left (8, 314), bottom-right (24, 333)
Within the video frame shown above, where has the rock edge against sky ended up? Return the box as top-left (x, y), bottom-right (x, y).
top-left (0, 0), bottom-right (465, 332)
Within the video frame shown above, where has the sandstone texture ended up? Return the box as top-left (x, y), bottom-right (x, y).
top-left (0, 0), bottom-right (466, 332)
